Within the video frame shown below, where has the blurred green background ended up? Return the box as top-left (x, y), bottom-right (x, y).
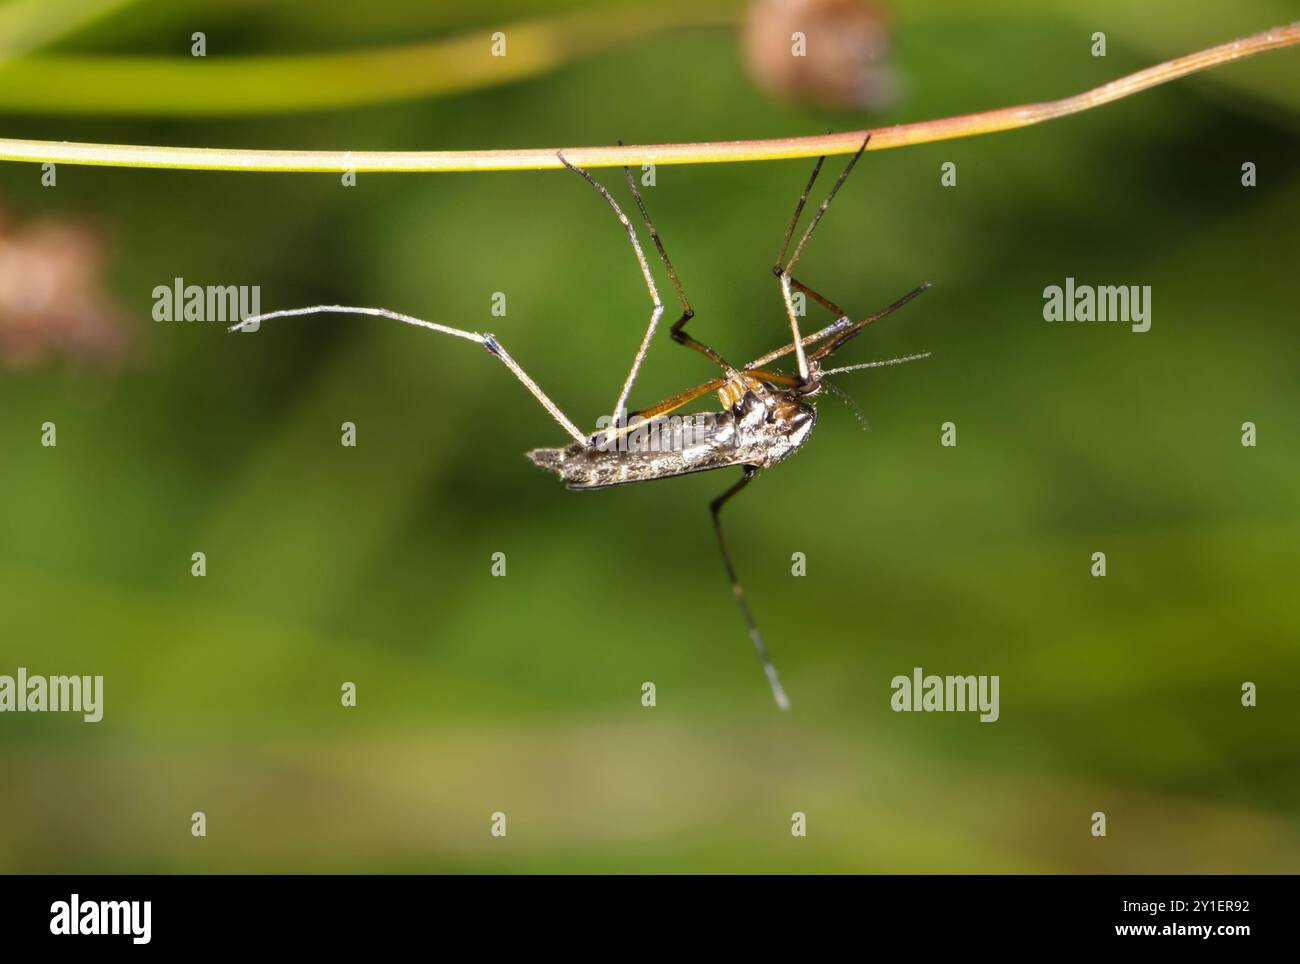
top-left (1, 0), bottom-right (1297, 873)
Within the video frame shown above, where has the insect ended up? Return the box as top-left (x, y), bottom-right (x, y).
top-left (233, 134), bottom-right (930, 709)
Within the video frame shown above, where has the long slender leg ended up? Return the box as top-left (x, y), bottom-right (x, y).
top-left (741, 281), bottom-right (929, 373)
top-left (774, 154), bottom-right (825, 271)
top-left (808, 282), bottom-right (930, 363)
top-left (782, 135), bottom-right (871, 277)
top-left (787, 276), bottom-right (849, 321)
top-left (230, 305), bottom-right (588, 446)
top-left (771, 155), bottom-right (826, 384)
top-left (711, 466), bottom-right (790, 710)
top-left (743, 316), bottom-right (855, 371)
top-left (780, 275), bottom-right (853, 364)
top-left (774, 135), bottom-right (871, 383)
top-left (619, 156), bottom-right (735, 373)
top-left (558, 152), bottom-right (664, 427)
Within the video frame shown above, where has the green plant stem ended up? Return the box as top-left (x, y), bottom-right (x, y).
top-left (0, 3), bottom-right (737, 114)
top-left (0, 21), bottom-right (1296, 173)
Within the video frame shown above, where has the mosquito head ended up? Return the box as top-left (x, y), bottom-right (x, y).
top-left (789, 362), bottom-right (826, 399)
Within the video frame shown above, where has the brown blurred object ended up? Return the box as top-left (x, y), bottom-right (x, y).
top-left (743, 0), bottom-right (895, 110)
top-left (0, 207), bottom-right (130, 371)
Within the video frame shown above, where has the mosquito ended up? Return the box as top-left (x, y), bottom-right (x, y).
top-left (231, 134), bottom-right (930, 709)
